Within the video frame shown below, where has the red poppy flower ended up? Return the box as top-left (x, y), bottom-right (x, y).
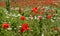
top-left (0, 2), bottom-right (2, 5)
top-left (32, 7), bottom-right (38, 14)
top-left (2, 23), bottom-right (10, 29)
top-left (44, 1), bottom-right (49, 6)
top-left (47, 15), bottom-right (52, 19)
top-left (49, 0), bottom-right (53, 5)
top-left (20, 16), bottom-right (26, 20)
top-left (20, 23), bottom-right (31, 32)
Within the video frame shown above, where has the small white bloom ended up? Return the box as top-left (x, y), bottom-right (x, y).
top-left (45, 7), bottom-right (48, 9)
top-left (4, 9), bottom-right (8, 12)
top-left (10, 7), bottom-right (15, 10)
top-left (7, 28), bottom-right (12, 30)
top-left (26, 17), bottom-right (29, 20)
top-left (34, 16), bottom-right (37, 19)
top-left (42, 33), bottom-right (44, 36)
top-left (55, 30), bottom-right (58, 33)
top-left (55, 14), bottom-right (58, 15)
top-left (19, 26), bottom-right (21, 28)
top-left (17, 14), bottom-right (21, 16)
top-left (5, 12), bottom-right (8, 14)
top-left (6, 16), bottom-right (9, 18)
top-left (12, 14), bottom-right (18, 17)
top-left (29, 17), bottom-right (33, 20)
top-left (15, 16), bottom-right (18, 17)
top-left (51, 19), bottom-right (54, 22)
top-left (15, 7), bottom-right (19, 10)
top-left (53, 17), bottom-right (56, 19)
top-left (14, 28), bottom-right (17, 30)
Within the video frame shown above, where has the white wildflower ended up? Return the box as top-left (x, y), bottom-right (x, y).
top-left (55, 14), bottom-right (58, 16)
top-left (5, 12), bottom-right (8, 14)
top-left (6, 16), bottom-right (9, 18)
top-left (7, 28), bottom-right (12, 30)
top-left (19, 26), bottom-right (21, 28)
top-left (14, 28), bottom-right (17, 30)
top-left (34, 16), bottom-right (37, 19)
top-left (29, 17), bottom-right (33, 20)
top-left (42, 33), bottom-right (44, 36)
top-left (4, 9), bottom-right (8, 12)
top-left (26, 17), bottom-right (29, 20)
top-left (15, 7), bottom-right (19, 10)
top-left (12, 14), bottom-right (18, 17)
top-left (51, 19), bottom-right (54, 22)
top-left (17, 14), bottom-right (21, 16)
top-left (10, 7), bottom-right (15, 10)
top-left (53, 17), bottom-right (56, 19)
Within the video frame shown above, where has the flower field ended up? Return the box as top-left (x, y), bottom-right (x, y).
top-left (0, 0), bottom-right (60, 36)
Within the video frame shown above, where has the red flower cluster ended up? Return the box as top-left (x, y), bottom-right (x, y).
top-left (20, 23), bottom-right (31, 32)
top-left (47, 15), bottom-right (52, 19)
top-left (20, 16), bottom-right (26, 20)
top-left (2, 23), bottom-right (10, 29)
top-left (44, 0), bottom-right (53, 5)
top-left (0, 2), bottom-right (2, 5)
top-left (49, 0), bottom-right (53, 5)
top-left (44, 1), bottom-right (49, 6)
top-left (32, 7), bottom-right (38, 14)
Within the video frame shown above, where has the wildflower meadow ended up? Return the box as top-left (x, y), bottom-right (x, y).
top-left (0, 0), bottom-right (60, 36)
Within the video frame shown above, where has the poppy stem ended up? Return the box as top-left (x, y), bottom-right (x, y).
top-left (38, 20), bottom-right (43, 36)
top-left (6, 0), bottom-right (10, 12)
